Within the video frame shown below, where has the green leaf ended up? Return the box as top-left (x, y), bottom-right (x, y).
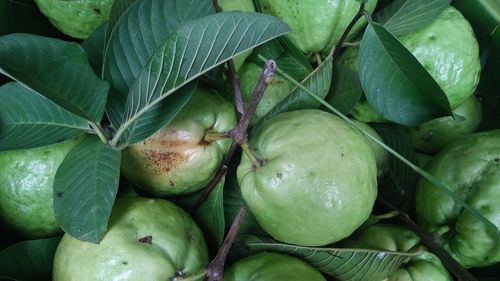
top-left (0, 237), bottom-right (61, 281)
top-left (82, 23), bottom-right (107, 75)
top-left (232, 235), bottom-right (419, 281)
top-left (103, 0), bottom-right (215, 129)
top-left (53, 135), bottom-right (121, 243)
top-left (325, 64), bottom-right (362, 115)
top-left (114, 11), bottom-right (290, 145)
top-left (0, 83), bottom-right (88, 151)
top-left (359, 23), bottom-right (452, 126)
top-left (104, 0), bottom-right (137, 46)
top-left (375, 0), bottom-right (451, 37)
top-left (0, 34), bottom-right (109, 122)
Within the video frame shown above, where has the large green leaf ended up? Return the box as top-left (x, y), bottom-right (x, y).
top-left (232, 235), bottom-right (419, 281)
top-left (0, 34), bottom-right (109, 122)
top-left (104, 0), bottom-right (138, 45)
top-left (53, 135), bottom-right (121, 243)
top-left (325, 63), bottom-right (362, 115)
top-left (103, 0), bottom-right (215, 129)
top-left (359, 23), bottom-right (452, 125)
top-left (0, 83), bottom-right (88, 151)
top-left (114, 11), bottom-right (289, 145)
top-left (375, 0), bottom-right (451, 37)
top-left (0, 237), bottom-right (61, 281)
top-left (82, 23), bottom-right (107, 75)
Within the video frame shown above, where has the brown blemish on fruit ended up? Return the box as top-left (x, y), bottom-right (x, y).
top-left (138, 236), bottom-right (152, 244)
top-left (144, 150), bottom-right (186, 174)
top-left (169, 180), bottom-right (175, 187)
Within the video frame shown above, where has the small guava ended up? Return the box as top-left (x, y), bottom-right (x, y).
top-left (238, 62), bottom-right (295, 125)
top-left (0, 136), bottom-right (82, 238)
top-left (121, 87), bottom-right (236, 196)
top-left (34, 0), bottom-right (114, 39)
top-left (356, 224), bottom-right (452, 281)
top-left (53, 197), bottom-right (208, 281)
top-left (404, 95), bottom-right (482, 154)
top-left (415, 130), bottom-right (500, 268)
top-left (259, 0), bottom-right (378, 56)
top-left (237, 109), bottom-right (377, 246)
top-left (224, 252), bottom-right (326, 281)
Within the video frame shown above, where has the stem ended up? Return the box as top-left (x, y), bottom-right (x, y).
top-left (315, 53), bottom-right (322, 65)
top-left (89, 122), bottom-right (108, 144)
top-left (342, 41), bottom-right (361, 47)
top-left (204, 131), bottom-right (231, 142)
top-left (240, 142), bottom-right (262, 168)
top-left (373, 210), bottom-right (399, 220)
top-left (227, 59), bottom-right (245, 115)
top-left (378, 197), bottom-right (478, 281)
top-left (206, 207), bottom-right (248, 281)
top-left (330, 1), bottom-right (365, 62)
top-left (172, 268), bottom-right (208, 281)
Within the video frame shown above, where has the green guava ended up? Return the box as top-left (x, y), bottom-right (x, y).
top-left (224, 252), bottom-right (326, 281)
top-left (238, 62), bottom-right (295, 125)
top-left (121, 87), bottom-right (236, 196)
top-left (237, 109), bottom-right (377, 246)
top-left (34, 0), bottom-right (114, 39)
top-left (218, 0), bottom-right (256, 70)
top-left (259, 0), bottom-right (378, 56)
top-left (53, 197), bottom-right (208, 281)
top-left (415, 130), bottom-right (500, 268)
top-left (356, 224), bottom-right (452, 281)
top-left (404, 95), bottom-right (482, 154)
top-left (352, 120), bottom-right (389, 177)
top-left (0, 137), bottom-right (82, 239)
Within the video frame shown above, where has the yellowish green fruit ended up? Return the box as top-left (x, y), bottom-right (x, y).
top-left (352, 120), bottom-right (389, 177)
top-left (0, 137), bottom-right (82, 239)
top-left (237, 109), bottom-right (377, 246)
top-left (121, 88), bottom-right (236, 196)
top-left (53, 197), bottom-right (208, 281)
top-left (34, 0), bottom-right (114, 39)
top-left (224, 252), bottom-right (326, 281)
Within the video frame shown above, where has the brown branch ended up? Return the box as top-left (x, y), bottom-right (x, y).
top-left (227, 59), bottom-right (245, 114)
top-left (378, 196), bottom-right (478, 281)
top-left (330, 1), bottom-right (366, 63)
top-left (206, 207), bottom-right (248, 281)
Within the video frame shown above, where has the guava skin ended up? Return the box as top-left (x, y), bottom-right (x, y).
top-left (0, 137), bottom-right (81, 238)
top-left (237, 109), bottom-right (377, 246)
top-left (238, 62), bottom-right (295, 125)
top-left (259, 0), bottom-right (378, 56)
top-left (356, 224), bottom-right (452, 281)
top-left (352, 120), bottom-right (389, 177)
top-left (121, 88), bottom-right (236, 196)
top-left (399, 7), bottom-right (480, 109)
top-left (405, 95), bottom-right (482, 154)
top-left (415, 130), bottom-right (500, 268)
top-left (53, 197), bottom-right (208, 281)
top-left (224, 252), bottom-right (326, 281)
top-left (34, 0), bottom-right (114, 39)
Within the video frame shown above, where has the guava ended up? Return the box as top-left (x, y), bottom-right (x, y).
top-left (218, 0), bottom-right (255, 70)
top-left (237, 109), bottom-right (377, 246)
top-left (0, 136), bottom-right (81, 239)
top-left (259, 0), bottom-right (378, 56)
top-left (121, 87), bottom-right (236, 196)
top-left (356, 224), bottom-right (452, 281)
top-left (238, 62), bottom-right (295, 125)
top-left (404, 95), bottom-right (482, 154)
top-left (352, 120), bottom-right (389, 177)
top-left (34, 0), bottom-right (114, 39)
top-left (415, 130), bottom-right (500, 268)
top-left (53, 197), bottom-right (208, 281)
top-left (224, 252), bottom-right (326, 281)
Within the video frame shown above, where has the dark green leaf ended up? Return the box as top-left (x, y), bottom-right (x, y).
top-left (103, 0), bottom-right (215, 129)
top-left (325, 64), bottom-right (362, 115)
top-left (232, 235), bottom-right (418, 281)
top-left (82, 23), bottom-right (107, 75)
top-left (53, 135), bottom-right (121, 243)
top-left (0, 237), bottom-right (61, 281)
top-left (104, 0), bottom-right (137, 45)
top-left (359, 23), bottom-right (452, 125)
top-left (276, 36), bottom-right (312, 78)
top-left (0, 34), bottom-right (109, 122)
top-left (0, 83), bottom-right (88, 151)
top-left (375, 0), bottom-right (451, 37)
top-left (116, 11), bottom-right (290, 145)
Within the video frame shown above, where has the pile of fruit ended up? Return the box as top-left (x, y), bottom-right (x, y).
top-left (0, 0), bottom-right (498, 280)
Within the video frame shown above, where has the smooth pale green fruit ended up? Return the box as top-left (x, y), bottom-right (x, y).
top-left (53, 197), bottom-right (208, 281)
top-left (224, 252), bottom-right (326, 281)
top-left (404, 95), bottom-right (482, 154)
top-left (357, 224), bottom-right (452, 281)
top-left (237, 109), bottom-right (377, 246)
top-left (34, 0), bottom-right (114, 39)
top-left (238, 62), bottom-right (295, 125)
top-left (259, 0), bottom-right (378, 56)
top-left (351, 96), bottom-right (387, 123)
top-left (0, 137), bottom-right (81, 238)
top-left (416, 130), bottom-right (500, 268)
top-left (218, 0), bottom-right (255, 70)
top-left (121, 88), bottom-right (236, 196)
top-left (352, 120), bottom-right (389, 177)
